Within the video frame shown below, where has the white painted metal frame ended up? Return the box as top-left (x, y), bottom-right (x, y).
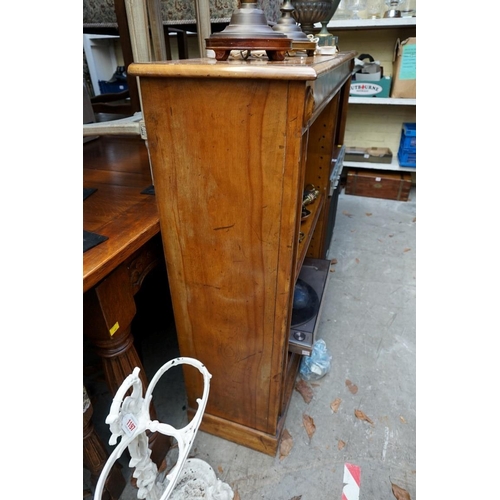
top-left (94, 357), bottom-right (234, 500)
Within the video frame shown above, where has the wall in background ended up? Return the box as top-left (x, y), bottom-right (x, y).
top-left (83, 0), bottom-right (283, 26)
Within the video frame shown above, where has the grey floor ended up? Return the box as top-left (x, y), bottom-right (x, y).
top-left (84, 185), bottom-right (416, 500)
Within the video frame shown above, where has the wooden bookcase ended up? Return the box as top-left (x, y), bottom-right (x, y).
top-left (130, 51), bottom-right (356, 455)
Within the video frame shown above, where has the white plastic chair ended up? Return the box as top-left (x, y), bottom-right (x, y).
top-left (94, 357), bottom-right (234, 500)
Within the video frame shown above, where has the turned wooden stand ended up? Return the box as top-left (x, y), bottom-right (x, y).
top-left (129, 52), bottom-right (356, 456)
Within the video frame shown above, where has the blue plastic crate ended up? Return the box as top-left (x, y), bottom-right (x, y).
top-left (402, 122), bottom-right (416, 136)
top-left (400, 123), bottom-right (416, 150)
top-left (98, 80), bottom-right (128, 94)
top-left (398, 148), bottom-right (416, 168)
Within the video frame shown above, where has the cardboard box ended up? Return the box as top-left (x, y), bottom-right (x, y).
top-left (391, 37), bottom-right (416, 98)
top-left (350, 76), bottom-right (392, 98)
top-left (345, 147), bottom-right (393, 164)
top-left (354, 70), bottom-right (381, 82)
top-left (345, 169), bottom-right (412, 201)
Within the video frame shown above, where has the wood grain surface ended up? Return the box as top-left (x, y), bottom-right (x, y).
top-left (130, 53), bottom-right (355, 454)
top-left (83, 136), bottom-right (159, 292)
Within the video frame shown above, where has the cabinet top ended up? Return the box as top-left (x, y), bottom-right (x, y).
top-left (129, 51), bottom-right (356, 81)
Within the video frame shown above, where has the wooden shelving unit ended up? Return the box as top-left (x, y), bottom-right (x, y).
top-left (130, 51), bottom-right (356, 456)
top-left (319, 16), bottom-right (417, 172)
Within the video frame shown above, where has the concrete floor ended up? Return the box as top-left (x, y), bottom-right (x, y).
top-left (84, 185), bottom-right (416, 499)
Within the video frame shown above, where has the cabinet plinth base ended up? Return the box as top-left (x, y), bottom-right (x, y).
top-left (188, 353), bottom-right (301, 456)
top-left (189, 411), bottom-right (281, 456)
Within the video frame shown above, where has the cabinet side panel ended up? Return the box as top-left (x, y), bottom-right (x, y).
top-left (139, 77), bottom-right (295, 433)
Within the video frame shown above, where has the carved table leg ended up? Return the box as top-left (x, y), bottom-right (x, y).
top-left (83, 387), bottom-right (126, 500)
top-left (83, 262), bottom-right (171, 469)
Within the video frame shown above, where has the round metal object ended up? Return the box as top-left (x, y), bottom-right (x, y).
top-left (292, 0), bottom-right (333, 34)
top-left (208, 1), bottom-right (289, 39)
top-left (293, 331), bottom-right (306, 341)
top-left (206, 1), bottom-right (291, 60)
top-left (272, 0), bottom-right (310, 41)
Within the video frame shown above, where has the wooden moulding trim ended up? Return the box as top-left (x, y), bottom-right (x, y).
top-left (188, 409), bottom-right (280, 457)
top-left (128, 51), bottom-right (356, 81)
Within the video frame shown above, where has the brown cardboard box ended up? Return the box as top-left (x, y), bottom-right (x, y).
top-left (345, 147), bottom-right (393, 164)
top-left (391, 37), bottom-right (416, 98)
top-left (345, 169), bottom-right (412, 201)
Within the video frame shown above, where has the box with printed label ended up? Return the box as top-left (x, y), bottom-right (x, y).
top-left (350, 76), bottom-right (392, 98)
top-left (391, 37), bottom-right (416, 98)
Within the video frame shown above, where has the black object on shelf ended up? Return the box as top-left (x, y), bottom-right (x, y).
top-left (289, 258), bottom-right (330, 356)
top-left (291, 278), bottom-right (320, 327)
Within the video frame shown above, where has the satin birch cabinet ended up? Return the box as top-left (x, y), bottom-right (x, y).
top-left (130, 51), bottom-right (356, 455)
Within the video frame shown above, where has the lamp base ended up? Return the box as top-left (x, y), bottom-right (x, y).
top-left (206, 1), bottom-right (292, 61)
top-left (205, 37), bottom-right (292, 61)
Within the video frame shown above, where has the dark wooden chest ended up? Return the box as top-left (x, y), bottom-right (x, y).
top-left (345, 169), bottom-right (412, 201)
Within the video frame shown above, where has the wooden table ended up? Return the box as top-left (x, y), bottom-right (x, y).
top-left (83, 135), bottom-right (170, 477)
